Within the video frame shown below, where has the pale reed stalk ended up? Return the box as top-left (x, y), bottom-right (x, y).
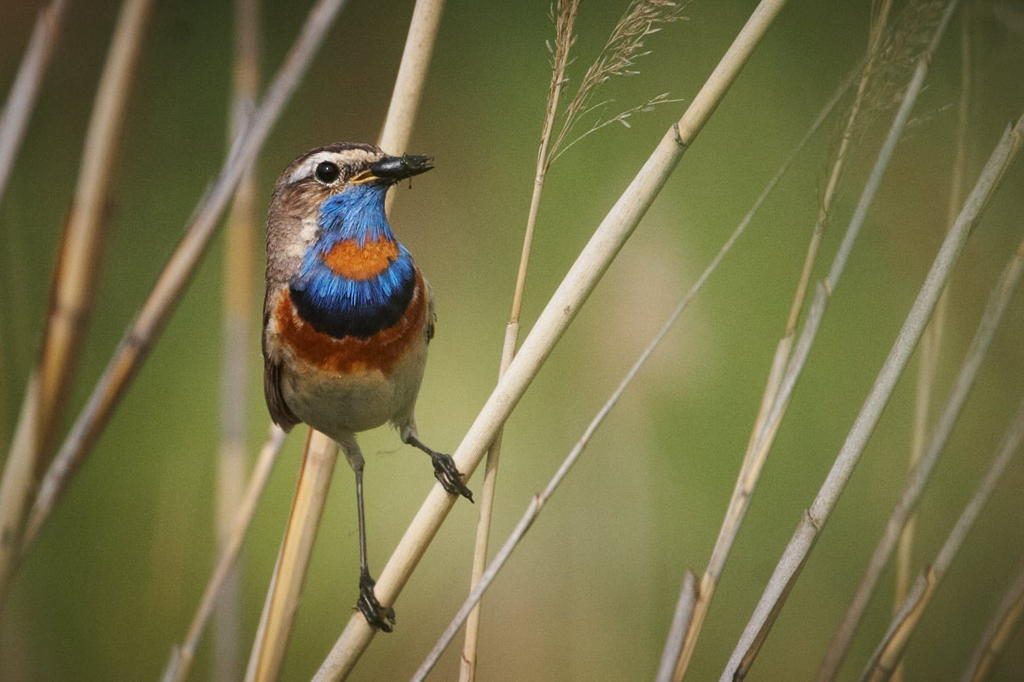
top-left (21, 0), bottom-right (351, 556)
top-left (314, 1), bottom-right (792, 678)
top-left (720, 109), bottom-right (1024, 681)
top-left (242, 3), bottom-right (445, 681)
top-left (214, 0), bottom-right (261, 678)
top-left (815, 234), bottom-right (1024, 681)
top-left (0, 0), bottom-right (153, 608)
top-left (859, 399), bottom-right (1024, 682)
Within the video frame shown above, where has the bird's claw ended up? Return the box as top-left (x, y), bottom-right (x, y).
top-left (431, 453), bottom-right (474, 502)
top-left (357, 573), bottom-right (395, 633)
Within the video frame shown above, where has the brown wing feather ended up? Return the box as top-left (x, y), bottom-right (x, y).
top-left (264, 355), bottom-right (299, 431)
top-left (262, 302), bottom-right (299, 431)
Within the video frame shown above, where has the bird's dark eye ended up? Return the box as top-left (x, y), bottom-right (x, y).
top-left (314, 161), bottom-right (340, 184)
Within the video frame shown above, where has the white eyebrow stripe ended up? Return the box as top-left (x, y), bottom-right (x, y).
top-left (287, 151), bottom-right (340, 185)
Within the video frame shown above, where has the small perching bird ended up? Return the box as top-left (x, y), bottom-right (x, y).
top-left (262, 142), bottom-right (472, 632)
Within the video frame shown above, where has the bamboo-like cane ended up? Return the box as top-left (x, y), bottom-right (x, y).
top-left (892, 13), bottom-right (972, 682)
top-left (20, 0), bottom-right (352, 555)
top-left (672, 6), bottom-right (895, 676)
top-left (160, 427), bottom-right (286, 682)
top-left (859, 400), bottom-right (1024, 682)
top-left (214, 0), bottom-right (262, 677)
top-left (719, 110), bottom-right (1024, 681)
top-left (0, 0), bottom-right (153, 608)
top-left (959, 555), bottom-right (1024, 682)
top-left (314, 2), bottom-right (792, 678)
top-left (0, 0), bottom-right (68, 207)
top-left (241, 3), bottom-right (445, 681)
top-left (815, 234), bottom-right (1024, 681)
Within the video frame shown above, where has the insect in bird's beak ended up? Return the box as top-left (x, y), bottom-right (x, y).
top-left (351, 154), bottom-right (434, 185)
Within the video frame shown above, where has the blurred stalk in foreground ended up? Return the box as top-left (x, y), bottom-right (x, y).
top-left (0, 0), bottom-right (153, 610)
top-left (215, 0), bottom-right (261, 678)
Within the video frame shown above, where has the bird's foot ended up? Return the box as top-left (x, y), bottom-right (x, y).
top-left (357, 573), bottom-right (395, 633)
top-left (405, 434), bottom-right (474, 502)
top-left (430, 452), bottom-right (474, 502)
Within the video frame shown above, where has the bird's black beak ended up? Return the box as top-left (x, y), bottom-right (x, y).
top-left (367, 154), bottom-right (434, 183)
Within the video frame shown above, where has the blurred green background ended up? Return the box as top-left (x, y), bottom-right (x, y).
top-left (1, 1), bottom-right (1023, 680)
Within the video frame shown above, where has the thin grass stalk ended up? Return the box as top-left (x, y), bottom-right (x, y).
top-left (892, 14), bottom-right (972, 679)
top-left (0, 0), bottom-right (153, 608)
top-left (720, 110), bottom-right (1024, 682)
top-left (814, 237), bottom-right (1024, 681)
top-left (859, 400), bottom-right (1024, 682)
top-left (20, 0), bottom-right (352, 555)
top-left (959, 555), bottom-right (1024, 682)
top-left (242, 3), bottom-right (444, 680)
top-left (315, 5), bottom-right (792, 677)
top-left (421, 74), bottom-right (845, 680)
top-left (0, 0), bottom-right (68, 207)
top-left (673, 46), bottom-right (883, 681)
top-left (657, 572), bottom-right (697, 682)
top-left (459, 3), bottom-right (577, 680)
top-left (160, 427), bottom-right (286, 682)
top-left (214, 0), bottom-right (262, 677)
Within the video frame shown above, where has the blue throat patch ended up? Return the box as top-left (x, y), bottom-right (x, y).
top-left (290, 184), bottom-right (416, 339)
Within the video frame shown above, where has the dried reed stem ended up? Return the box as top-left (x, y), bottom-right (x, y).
top-left (314, 2), bottom-right (791, 678)
top-left (859, 399), bottom-right (1024, 682)
top-left (0, 0), bottom-right (68, 207)
top-left (20, 0), bottom-right (351, 555)
top-left (959, 555), bottom-right (1024, 682)
top-left (459, 3), bottom-right (577, 680)
top-left (0, 0), bottom-right (153, 607)
top-left (214, 0), bottom-right (262, 677)
top-left (892, 13), bottom-right (971, 680)
top-left (160, 427), bottom-right (287, 682)
top-left (815, 235), bottom-right (1024, 681)
top-left (657, 572), bottom-right (697, 682)
top-left (720, 108), bottom-right (1024, 681)
top-left (242, 2), bottom-right (444, 680)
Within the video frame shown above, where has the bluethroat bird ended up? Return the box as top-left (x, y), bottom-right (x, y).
top-left (262, 143), bottom-right (473, 632)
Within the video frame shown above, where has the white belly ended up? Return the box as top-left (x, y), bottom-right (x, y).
top-left (281, 341), bottom-right (427, 440)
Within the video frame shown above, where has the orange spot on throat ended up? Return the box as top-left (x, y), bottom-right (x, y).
top-left (322, 238), bottom-right (399, 280)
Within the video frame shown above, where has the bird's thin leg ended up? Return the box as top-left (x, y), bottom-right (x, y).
top-left (348, 450), bottom-right (395, 632)
top-left (403, 432), bottom-right (474, 502)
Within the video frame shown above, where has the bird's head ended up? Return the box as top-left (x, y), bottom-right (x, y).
top-left (265, 142), bottom-right (433, 285)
